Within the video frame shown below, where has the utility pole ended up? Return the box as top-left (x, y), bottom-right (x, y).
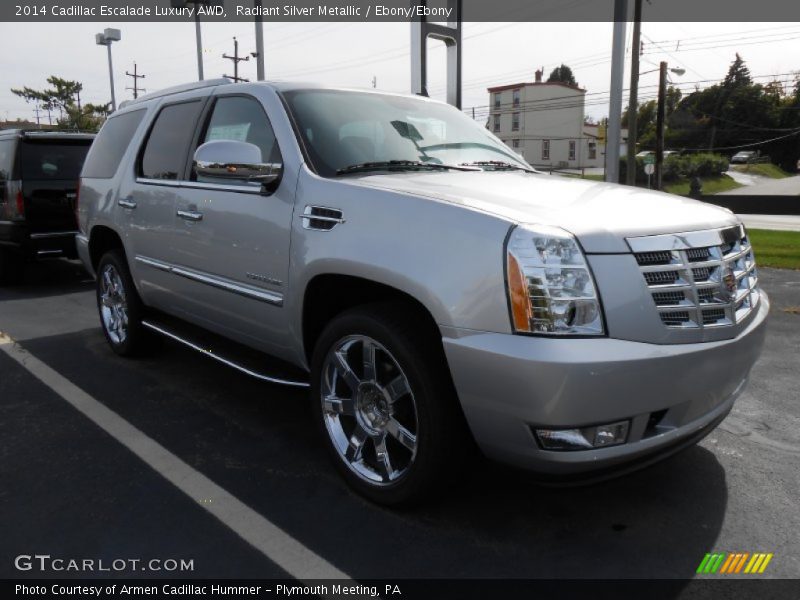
top-left (253, 0), bottom-right (265, 80)
top-left (372, 75), bottom-right (377, 88)
top-left (125, 62), bottom-right (146, 99)
top-left (223, 37), bottom-right (250, 83)
top-left (625, 0), bottom-right (642, 186)
top-left (655, 61), bottom-right (667, 191)
top-left (33, 105), bottom-right (41, 128)
top-left (605, 0), bottom-right (628, 184)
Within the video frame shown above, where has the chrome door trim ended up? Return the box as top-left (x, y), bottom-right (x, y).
top-left (135, 177), bottom-right (181, 187)
top-left (29, 231), bottom-right (79, 239)
top-left (134, 255), bottom-right (283, 306)
top-left (180, 181), bottom-right (263, 195)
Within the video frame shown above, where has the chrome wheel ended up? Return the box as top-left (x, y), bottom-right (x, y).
top-left (99, 264), bottom-right (129, 345)
top-left (321, 335), bottom-right (418, 486)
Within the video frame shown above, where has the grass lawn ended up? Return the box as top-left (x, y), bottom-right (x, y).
top-left (748, 229), bottom-right (800, 270)
top-left (663, 174), bottom-right (743, 196)
top-left (558, 173), bottom-right (605, 182)
top-left (732, 163), bottom-right (791, 179)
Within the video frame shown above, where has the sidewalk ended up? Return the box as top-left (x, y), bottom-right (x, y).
top-left (738, 214), bottom-right (800, 232)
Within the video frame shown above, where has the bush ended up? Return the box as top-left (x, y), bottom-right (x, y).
top-left (618, 153), bottom-right (728, 184)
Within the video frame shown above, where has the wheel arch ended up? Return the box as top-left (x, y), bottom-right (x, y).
top-left (301, 273), bottom-right (444, 366)
top-left (88, 225), bottom-right (125, 271)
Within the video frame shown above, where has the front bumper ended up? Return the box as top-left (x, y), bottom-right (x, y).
top-left (442, 290), bottom-right (769, 474)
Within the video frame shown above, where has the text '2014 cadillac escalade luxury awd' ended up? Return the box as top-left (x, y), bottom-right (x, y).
top-left (77, 79), bottom-right (768, 504)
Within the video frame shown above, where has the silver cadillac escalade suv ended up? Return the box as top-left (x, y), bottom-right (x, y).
top-left (77, 79), bottom-right (768, 504)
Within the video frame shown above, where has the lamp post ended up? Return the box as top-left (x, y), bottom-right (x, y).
top-left (172, 0), bottom-right (222, 81)
top-left (95, 28), bottom-right (121, 112)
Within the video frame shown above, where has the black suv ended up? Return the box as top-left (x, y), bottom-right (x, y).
top-left (0, 129), bottom-right (94, 283)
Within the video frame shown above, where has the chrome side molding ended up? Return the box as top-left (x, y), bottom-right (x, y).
top-left (134, 255), bottom-right (283, 306)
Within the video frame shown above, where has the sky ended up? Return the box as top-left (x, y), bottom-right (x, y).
top-left (0, 19), bottom-right (798, 125)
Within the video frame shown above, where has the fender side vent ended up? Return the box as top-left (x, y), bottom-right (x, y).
top-left (300, 205), bottom-right (345, 231)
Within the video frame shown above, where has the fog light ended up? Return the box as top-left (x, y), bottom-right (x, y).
top-left (535, 420), bottom-right (630, 451)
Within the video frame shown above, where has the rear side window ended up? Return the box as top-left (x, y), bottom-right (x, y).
top-left (0, 139), bottom-right (15, 181)
top-left (82, 109), bottom-right (145, 179)
top-left (141, 101), bottom-right (204, 180)
top-left (20, 140), bottom-right (91, 181)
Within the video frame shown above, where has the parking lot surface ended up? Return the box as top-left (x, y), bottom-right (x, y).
top-left (1, 260), bottom-right (798, 580)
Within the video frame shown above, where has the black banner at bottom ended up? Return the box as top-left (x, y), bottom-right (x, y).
top-left (4, 579), bottom-right (800, 600)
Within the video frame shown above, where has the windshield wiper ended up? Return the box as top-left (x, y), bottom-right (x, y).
top-left (459, 160), bottom-right (536, 173)
top-left (336, 160), bottom-right (480, 175)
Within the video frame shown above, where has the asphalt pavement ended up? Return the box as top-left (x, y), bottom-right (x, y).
top-left (1, 259), bottom-right (799, 581)
top-left (719, 174), bottom-right (800, 196)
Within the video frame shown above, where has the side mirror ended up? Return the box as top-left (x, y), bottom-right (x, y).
top-left (193, 140), bottom-right (282, 186)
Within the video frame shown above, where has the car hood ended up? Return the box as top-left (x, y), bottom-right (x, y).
top-left (347, 170), bottom-right (740, 253)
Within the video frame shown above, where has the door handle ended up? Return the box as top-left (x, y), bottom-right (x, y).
top-left (118, 197), bottom-right (137, 209)
top-left (177, 209), bottom-right (204, 221)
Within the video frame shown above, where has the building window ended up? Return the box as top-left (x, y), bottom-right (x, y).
top-left (588, 142), bottom-right (597, 160)
top-left (493, 114), bottom-right (500, 132)
top-left (569, 140), bottom-right (576, 161)
top-left (512, 89), bottom-right (520, 107)
top-left (512, 139), bottom-right (520, 149)
top-left (493, 93), bottom-right (501, 109)
top-left (542, 139), bottom-right (550, 160)
top-left (511, 112), bottom-right (520, 131)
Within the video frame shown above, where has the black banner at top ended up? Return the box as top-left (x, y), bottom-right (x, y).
top-left (3, 0), bottom-right (800, 22)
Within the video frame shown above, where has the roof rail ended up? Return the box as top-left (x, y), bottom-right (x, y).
top-left (119, 78), bottom-right (232, 109)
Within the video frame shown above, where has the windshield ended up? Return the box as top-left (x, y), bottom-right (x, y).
top-left (282, 89), bottom-right (531, 177)
top-left (20, 140), bottom-right (91, 181)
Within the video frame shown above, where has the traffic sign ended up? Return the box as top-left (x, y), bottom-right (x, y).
top-left (644, 163), bottom-right (655, 175)
top-left (644, 155), bottom-right (655, 165)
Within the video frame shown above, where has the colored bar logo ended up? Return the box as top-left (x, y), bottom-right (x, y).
top-left (696, 552), bottom-right (773, 574)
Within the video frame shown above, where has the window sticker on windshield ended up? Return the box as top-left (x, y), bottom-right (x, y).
top-left (207, 123), bottom-right (251, 142)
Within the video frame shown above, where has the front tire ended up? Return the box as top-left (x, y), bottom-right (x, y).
top-left (96, 250), bottom-right (153, 356)
top-left (311, 304), bottom-right (470, 505)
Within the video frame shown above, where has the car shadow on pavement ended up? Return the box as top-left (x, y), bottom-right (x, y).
top-left (0, 258), bottom-right (92, 300)
top-left (12, 322), bottom-right (729, 585)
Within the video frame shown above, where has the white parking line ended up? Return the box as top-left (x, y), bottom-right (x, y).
top-left (0, 332), bottom-right (351, 582)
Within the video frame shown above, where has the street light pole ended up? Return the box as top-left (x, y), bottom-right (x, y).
top-left (605, 0), bottom-right (628, 184)
top-left (106, 44), bottom-right (116, 111)
top-left (655, 61), bottom-right (667, 190)
top-left (625, 0), bottom-right (642, 186)
top-left (194, 11), bottom-right (204, 80)
top-left (254, 0), bottom-right (265, 80)
top-left (96, 28), bottom-right (121, 113)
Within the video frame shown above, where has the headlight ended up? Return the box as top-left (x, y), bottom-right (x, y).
top-left (506, 224), bottom-right (605, 335)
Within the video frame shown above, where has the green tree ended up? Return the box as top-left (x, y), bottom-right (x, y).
top-left (10, 76), bottom-right (108, 132)
top-left (547, 64), bottom-right (577, 87)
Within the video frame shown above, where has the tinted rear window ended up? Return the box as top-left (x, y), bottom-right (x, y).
top-left (0, 139), bottom-right (14, 181)
top-left (82, 110), bottom-right (145, 179)
top-left (20, 140), bottom-right (91, 181)
top-left (140, 101), bottom-right (204, 180)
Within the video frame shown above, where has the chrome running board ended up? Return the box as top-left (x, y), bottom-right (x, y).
top-left (141, 319), bottom-right (310, 388)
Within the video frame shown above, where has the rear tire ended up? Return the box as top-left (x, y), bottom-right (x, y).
top-left (310, 303), bottom-right (471, 506)
top-left (0, 248), bottom-right (24, 286)
top-left (96, 250), bottom-right (155, 356)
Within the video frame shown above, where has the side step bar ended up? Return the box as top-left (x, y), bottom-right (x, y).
top-left (141, 319), bottom-right (310, 388)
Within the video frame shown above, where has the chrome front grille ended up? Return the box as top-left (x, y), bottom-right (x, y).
top-left (628, 225), bottom-right (760, 329)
